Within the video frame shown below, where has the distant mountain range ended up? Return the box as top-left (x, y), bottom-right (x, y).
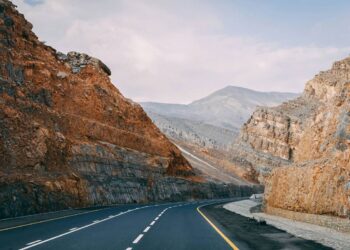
top-left (141, 86), bottom-right (299, 150)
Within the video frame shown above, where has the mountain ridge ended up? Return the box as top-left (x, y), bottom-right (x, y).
top-left (141, 85), bottom-right (298, 131)
top-left (141, 85), bottom-right (298, 148)
top-left (140, 85), bottom-right (297, 184)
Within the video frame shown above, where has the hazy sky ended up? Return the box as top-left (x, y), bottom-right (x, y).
top-left (13, 0), bottom-right (350, 103)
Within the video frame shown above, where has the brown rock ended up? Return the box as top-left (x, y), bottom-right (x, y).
top-left (232, 55), bottom-right (350, 217)
top-left (0, 0), bottom-right (259, 219)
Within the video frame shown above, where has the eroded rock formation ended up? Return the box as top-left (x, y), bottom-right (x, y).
top-left (0, 0), bottom-right (257, 218)
top-left (232, 56), bottom-right (350, 217)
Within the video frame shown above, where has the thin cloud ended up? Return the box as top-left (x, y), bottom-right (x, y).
top-left (13, 0), bottom-right (350, 103)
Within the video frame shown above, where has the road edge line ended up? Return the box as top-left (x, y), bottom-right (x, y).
top-left (197, 204), bottom-right (239, 250)
top-left (0, 208), bottom-right (104, 232)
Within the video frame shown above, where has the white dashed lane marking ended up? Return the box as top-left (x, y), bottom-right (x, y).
top-left (19, 205), bottom-right (152, 250)
top-left (125, 205), bottom-right (183, 249)
top-left (132, 234), bottom-right (144, 244)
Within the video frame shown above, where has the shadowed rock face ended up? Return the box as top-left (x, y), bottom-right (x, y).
top-left (0, 0), bottom-right (259, 218)
top-left (232, 56), bottom-right (350, 217)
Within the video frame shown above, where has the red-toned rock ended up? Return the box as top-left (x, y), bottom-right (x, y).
top-left (232, 55), bottom-right (350, 217)
top-left (0, 0), bottom-right (257, 218)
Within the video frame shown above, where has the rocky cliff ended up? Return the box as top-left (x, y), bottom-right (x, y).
top-left (141, 87), bottom-right (296, 184)
top-left (232, 56), bottom-right (350, 217)
top-left (0, 0), bottom-right (257, 219)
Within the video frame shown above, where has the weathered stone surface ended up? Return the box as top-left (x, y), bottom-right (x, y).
top-left (0, 0), bottom-right (258, 218)
top-left (232, 56), bottom-right (350, 217)
top-left (57, 51), bottom-right (112, 76)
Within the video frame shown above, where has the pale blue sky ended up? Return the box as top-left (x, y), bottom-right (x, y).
top-left (15, 0), bottom-right (350, 103)
top-left (214, 0), bottom-right (350, 47)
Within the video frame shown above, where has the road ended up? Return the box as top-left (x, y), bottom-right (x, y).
top-left (0, 199), bottom-right (329, 250)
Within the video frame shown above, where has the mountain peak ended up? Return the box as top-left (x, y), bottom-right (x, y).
top-left (141, 86), bottom-right (297, 134)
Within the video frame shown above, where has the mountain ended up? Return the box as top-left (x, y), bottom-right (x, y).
top-left (140, 87), bottom-right (297, 184)
top-left (0, 0), bottom-right (257, 218)
top-left (141, 86), bottom-right (298, 150)
top-left (232, 56), bottom-right (350, 219)
top-left (145, 111), bottom-right (239, 150)
top-left (142, 86), bottom-right (298, 131)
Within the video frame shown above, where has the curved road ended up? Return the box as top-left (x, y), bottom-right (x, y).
top-left (0, 199), bottom-right (330, 250)
top-left (0, 200), bottom-right (234, 250)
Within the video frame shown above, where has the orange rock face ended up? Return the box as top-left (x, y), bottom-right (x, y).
top-left (0, 1), bottom-right (259, 218)
top-left (264, 58), bottom-right (350, 217)
top-left (233, 55), bottom-right (350, 217)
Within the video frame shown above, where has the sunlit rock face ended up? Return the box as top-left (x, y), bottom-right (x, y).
top-left (0, 0), bottom-right (259, 218)
top-left (232, 56), bottom-right (350, 217)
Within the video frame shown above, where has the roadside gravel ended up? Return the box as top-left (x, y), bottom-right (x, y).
top-left (224, 200), bottom-right (350, 250)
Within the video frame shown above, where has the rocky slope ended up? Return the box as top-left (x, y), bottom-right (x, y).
top-left (0, 0), bottom-right (258, 219)
top-left (141, 87), bottom-right (297, 150)
top-left (145, 111), bottom-right (238, 150)
top-left (141, 87), bottom-right (296, 184)
top-left (232, 56), bottom-right (350, 217)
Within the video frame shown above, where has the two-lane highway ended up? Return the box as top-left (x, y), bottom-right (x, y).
top-left (0, 199), bottom-right (330, 250)
top-left (0, 200), bottom-right (236, 250)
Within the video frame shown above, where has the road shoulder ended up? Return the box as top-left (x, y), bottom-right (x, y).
top-left (202, 202), bottom-right (332, 250)
top-left (224, 199), bottom-right (350, 250)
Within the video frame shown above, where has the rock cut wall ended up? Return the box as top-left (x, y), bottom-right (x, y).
top-left (0, 0), bottom-right (258, 218)
top-left (232, 56), bottom-right (350, 217)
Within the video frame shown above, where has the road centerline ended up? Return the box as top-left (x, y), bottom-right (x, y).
top-left (132, 234), bottom-right (144, 244)
top-left (125, 205), bottom-right (174, 249)
top-left (17, 204), bottom-right (165, 250)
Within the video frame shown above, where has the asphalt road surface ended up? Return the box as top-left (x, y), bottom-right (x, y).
top-left (0, 199), bottom-right (330, 250)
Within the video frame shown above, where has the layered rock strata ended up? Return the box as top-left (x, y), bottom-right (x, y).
top-left (232, 56), bottom-right (350, 217)
top-left (0, 0), bottom-right (257, 218)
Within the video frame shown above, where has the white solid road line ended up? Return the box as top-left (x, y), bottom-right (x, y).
top-left (143, 226), bottom-right (151, 233)
top-left (26, 240), bottom-right (41, 246)
top-left (69, 227), bottom-right (78, 231)
top-left (132, 234), bottom-right (144, 244)
top-left (18, 205), bottom-right (155, 250)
